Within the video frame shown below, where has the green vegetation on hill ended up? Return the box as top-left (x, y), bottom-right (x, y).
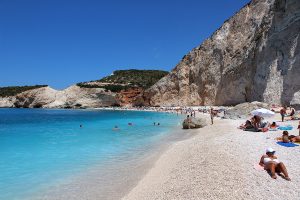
top-left (0, 85), bottom-right (48, 97)
top-left (77, 69), bottom-right (168, 92)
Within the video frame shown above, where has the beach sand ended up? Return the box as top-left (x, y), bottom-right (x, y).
top-left (123, 114), bottom-right (300, 200)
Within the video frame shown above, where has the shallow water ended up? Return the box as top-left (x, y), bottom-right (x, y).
top-left (0, 108), bottom-right (183, 200)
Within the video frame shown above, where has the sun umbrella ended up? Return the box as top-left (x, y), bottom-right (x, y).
top-left (251, 108), bottom-right (275, 118)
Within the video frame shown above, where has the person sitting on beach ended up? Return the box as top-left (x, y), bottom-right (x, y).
top-left (259, 148), bottom-right (291, 180)
top-left (250, 115), bottom-right (268, 132)
top-left (251, 115), bottom-right (261, 129)
top-left (282, 131), bottom-right (290, 143)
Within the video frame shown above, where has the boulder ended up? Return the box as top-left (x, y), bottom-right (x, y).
top-left (224, 101), bottom-right (270, 120)
top-left (0, 96), bottom-right (15, 108)
top-left (182, 117), bottom-right (207, 129)
top-left (290, 91), bottom-right (300, 110)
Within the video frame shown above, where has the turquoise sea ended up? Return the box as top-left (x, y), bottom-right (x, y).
top-left (0, 108), bottom-right (183, 200)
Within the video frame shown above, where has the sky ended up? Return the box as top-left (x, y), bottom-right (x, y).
top-left (0, 0), bottom-right (250, 89)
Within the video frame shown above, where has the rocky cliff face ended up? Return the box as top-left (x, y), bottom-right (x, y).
top-left (0, 86), bottom-right (117, 108)
top-left (115, 87), bottom-right (144, 107)
top-left (144, 0), bottom-right (300, 107)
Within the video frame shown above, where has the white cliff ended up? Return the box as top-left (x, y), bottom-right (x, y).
top-left (9, 85), bottom-right (117, 108)
top-left (143, 0), bottom-right (300, 107)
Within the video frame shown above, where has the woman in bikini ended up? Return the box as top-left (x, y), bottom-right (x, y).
top-left (259, 148), bottom-right (291, 180)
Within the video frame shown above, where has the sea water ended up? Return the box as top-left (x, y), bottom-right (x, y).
top-left (0, 108), bottom-right (183, 200)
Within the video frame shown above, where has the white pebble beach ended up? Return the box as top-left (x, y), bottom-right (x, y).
top-left (123, 113), bottom-right (300, 200)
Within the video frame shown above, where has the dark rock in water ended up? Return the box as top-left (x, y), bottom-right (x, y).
top-left (182, 117), bottom-right (207, 129)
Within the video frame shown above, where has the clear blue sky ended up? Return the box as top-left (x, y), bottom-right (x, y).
top-left (0, 0), bottom-right (250, 89)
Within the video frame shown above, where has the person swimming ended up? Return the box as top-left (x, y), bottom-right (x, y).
top-left (112, 125), bottom-right (120, 131)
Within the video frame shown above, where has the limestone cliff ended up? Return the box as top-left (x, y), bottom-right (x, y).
top-left (0, 86), bottom-right (117, 108)
top-left (144, 0), bottom-right (300, 107)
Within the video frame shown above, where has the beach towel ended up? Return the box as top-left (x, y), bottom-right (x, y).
top-left (278, 126), bottom-right (293, 131)
top-left (276, 142), bottom-right (299, 147)
top-left (269, 128), bottom-right (278, 131)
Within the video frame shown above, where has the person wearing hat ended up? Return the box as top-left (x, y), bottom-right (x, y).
top-left (259, 147), bottom-right (291, 181)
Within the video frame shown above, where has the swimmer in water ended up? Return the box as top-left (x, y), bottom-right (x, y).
top-left (112, 125), bottom-right (120, 131)
top-left (80, 124), bottom-right (83, 128)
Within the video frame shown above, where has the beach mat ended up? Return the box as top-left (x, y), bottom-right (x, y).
top-left (278, 126), bottom-right (293, 131)
top-left (276, 142), bottom-right (299, 147)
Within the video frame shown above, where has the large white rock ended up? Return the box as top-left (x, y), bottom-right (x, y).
top-left (10, 85), bottom-right (117, 108)
top-left (291, 91), bottom-right (300, 109)
top-left (0, 96), bottom-right (15, 108)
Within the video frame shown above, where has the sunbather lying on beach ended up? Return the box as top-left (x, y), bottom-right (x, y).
top-left (269, 122), bottom-right (278, 129)
top-left (259, 148), bottom-right (291, 180)
top-left (277, 131), bottom-right (300, 143)
top-left (239, 120), bottom-right (253, 129)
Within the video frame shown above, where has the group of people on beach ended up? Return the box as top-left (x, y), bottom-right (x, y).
top-left (239, 115), bottom-right (269, 132)
top-left (239, 106), bottom-right (300, 181)
top-left (279, 106), bottom-right (297, 122)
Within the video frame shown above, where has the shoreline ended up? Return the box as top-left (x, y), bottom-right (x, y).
top-left (29, 113), bottom-right (192, 200)
top-left (122, 113), bottom-right (300, 200)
